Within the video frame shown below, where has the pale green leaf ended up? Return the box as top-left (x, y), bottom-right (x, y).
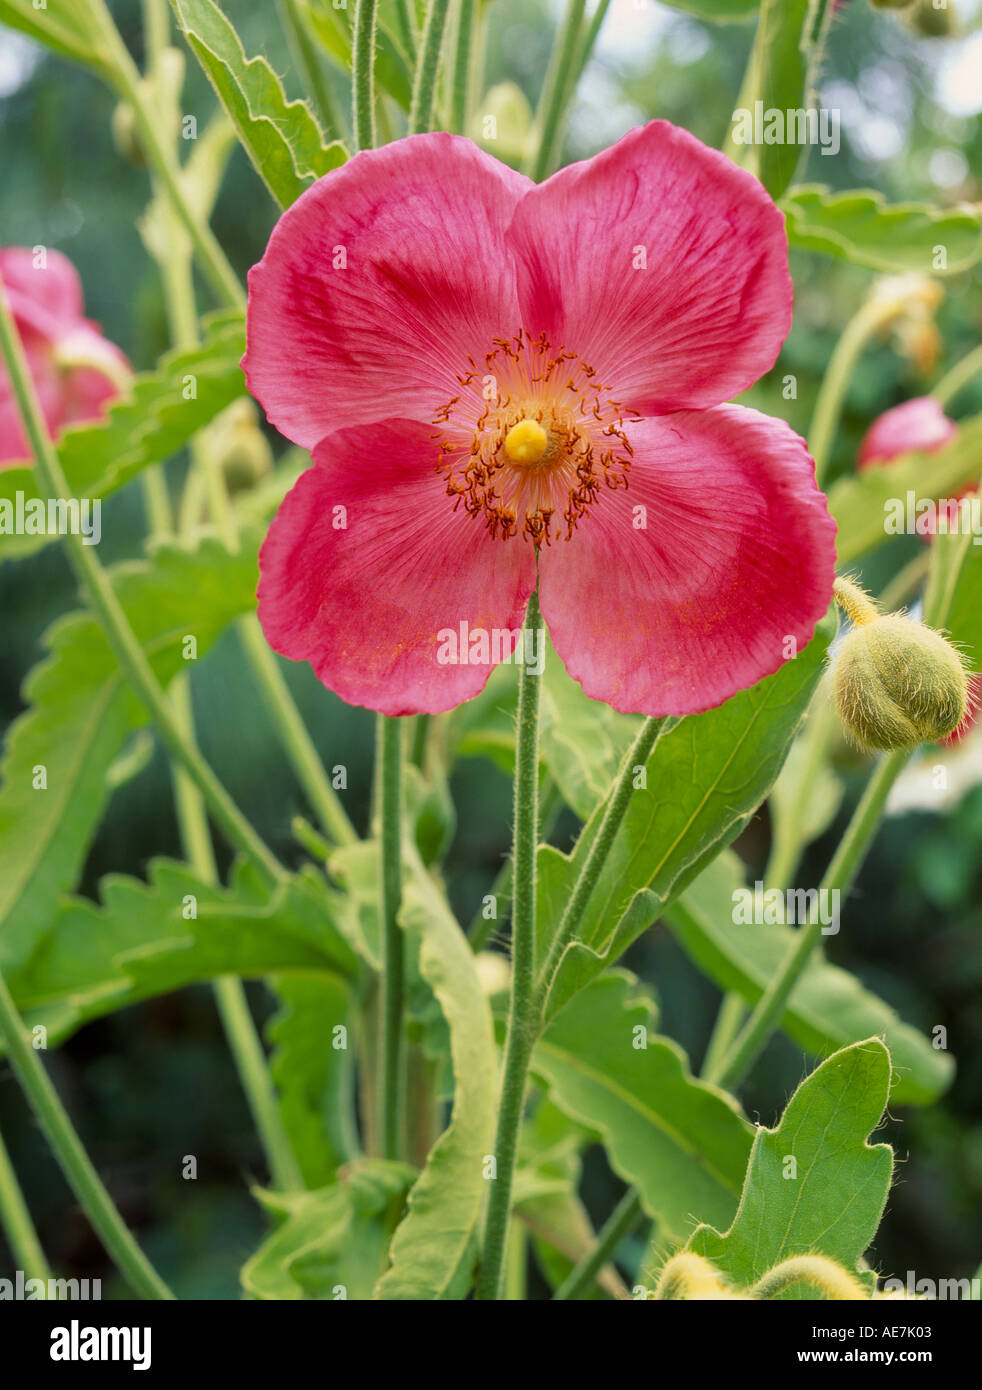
top-left (172, 0), bottom-right (346, 209)
top-left (0, 0), bottom-right (110, 73)
top-left (533, 972), bottom-right (754, 1241)
top-left (0, 535), bottom-right (260, 975)
top-left (686, 1038), bottom-right (894, 1294)
top-left (242, 1161), bottom-right (415, 1300)
top-left (783, 186), bottom-right (982, 275)
top-left (538, 617), bottom-right (834, 1018)
top-left (375, 857), bottom-right (496, 1299)
top-left (666, 851), bottom-right (954, 1106)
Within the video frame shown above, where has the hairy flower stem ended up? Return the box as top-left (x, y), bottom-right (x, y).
top-left (0, 970), bottom-right (174, 1299)
top-left (0, 274), bottom-right (284, 887)
top-left (409, 0), bottom-right (452, 134)
top-left (449, 0), bottom-right (475, 134)
top-left (526, 0), bottom-right (588, 181)
top-left (552, 1188), bottom-right (645, 1301)
top-left (477, 591), bottom-right (544, 1301)
top-left (710, 748), bottom-right (908, 1091)
top-left (0, 1124), bottom-right (52, 1288)
top-left (352, 0), bottom-right (379, 150)
top-left (378, 715), bottom-right (406, 1160)
top-left (535, 715), bottom-right (665, 1014)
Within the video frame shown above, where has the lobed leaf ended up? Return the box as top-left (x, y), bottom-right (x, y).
top-left (533, 972), bottom-right (753, 1241)
top-left (686, 1038), bottom-right (894, 1295)
top-left (0, 534), bottom-right (260, 976)
top-left (783, 186), bottom-right (982, 275)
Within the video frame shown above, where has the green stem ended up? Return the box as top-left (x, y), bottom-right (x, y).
top-left (100, 2), bottom-right (244, 309)
top-left (535, 716), bottom-right (664, 1012)
top-left (409, 0), bottom-right (452, 134)
top-left (449, 0), bottom-right (475, 133)
top-left (476, 590), bottom-right (543, 1301)
top-left (710, 749), bottom-right (908, 1090)
top-left (238, 618), bottom-right (357, 847)
top-left (352, 0), bottom-right (379, 151)
top-left (552, 1188), bottom-right (644, 1301)
top-left (141, 0), bottom-right (170, 70)
top-left (377, 715), bottom-right (405, 1161)
top-left (700, 991), bottom-right (747, 1080)
top-left (525, 0), bottom-right (588, 181)
top-left (762, 693), bottom-right (838, 892)
top-left (809, 295), bottom-right (900, 485)
top-left (0, 273), bottom-right (282, 886)
top-left (394, 0), bottom-right (418, 57)
top-left (0, 1124), bottom-right (52, 1287)
top-left (933, 342), bottom-right (982, 410)
top-left (0, 971), bottom-right (173, 1298)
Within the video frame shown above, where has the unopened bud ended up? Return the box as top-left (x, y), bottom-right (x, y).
top-left (831, 577), bottom-right (969, 750)
top-left (214, 399), bottom-right (273, 493)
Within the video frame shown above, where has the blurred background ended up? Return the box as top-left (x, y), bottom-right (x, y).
top-left (0, 0), bottom-right (980, 1296)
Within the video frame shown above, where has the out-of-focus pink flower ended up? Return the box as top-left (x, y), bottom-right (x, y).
top-left (857, 396), bottom-right (958, 469)
top-left (859, 397), bottom-right (969, 542)
top-left (0, 246), bottom-right (130, 467)
top-left (244, 124), bottom-right (836, 718)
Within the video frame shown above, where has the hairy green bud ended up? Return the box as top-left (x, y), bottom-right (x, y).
top-left (908, 0), bottom-right (957, 37)
top-left (831, 578), bottom-right (969, 750)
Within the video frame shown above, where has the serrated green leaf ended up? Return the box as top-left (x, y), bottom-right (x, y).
top-left (375, 856), bottom-right (496, 1300)
top-left (666, 851), bottom-right (954, 1106)
top-left (783, 186), bottom-right (982, 275)
top-left (0, 310), bottom-right (247, 560)
top-left (4, 858), bottom-right (358, 1049)
top-left (0, 0), bottom-right (110, 73)
top-left (268, 974), bottom-right (358, 1189)
top-left (242, 1160), bottom-right (415, 1300)
top-left (538, 618), bottom-right (833, 1019)
top-left (829, 413), bottom-right (982, 566)
top-left (533, 973), bottom-right (753, 1242)
top-left (172, 0), bottom-right (346, 209)
top-left (0, 535), bottom-right (260, 976)
top-left (686, 1038), bottom-right (894, 1294)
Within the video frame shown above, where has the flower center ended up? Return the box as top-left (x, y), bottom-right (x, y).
top-left (504, 417), bottom-right (550, 465)
top-left (432, 329), bottom-right (639, 546)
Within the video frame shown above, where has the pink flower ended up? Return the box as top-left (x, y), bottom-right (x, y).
top-left (859, 397), bottom-right (968, 542)
top-left (244, 123), bottom-right (836, 717)
top-left (857, 396), bottom-right (958, 470)
top-left (0, 246), bottom-right (130, 468)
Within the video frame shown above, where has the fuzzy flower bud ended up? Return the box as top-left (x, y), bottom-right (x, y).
top-left (831, 577), bottom-right (970, 750)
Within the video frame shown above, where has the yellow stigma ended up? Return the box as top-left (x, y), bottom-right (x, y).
top-left (504, 417), bottom-right (549, 465)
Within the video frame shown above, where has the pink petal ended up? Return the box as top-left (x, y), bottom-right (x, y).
top-left (538, 405), bottom-right (836, 716)
top-left (857, 396), bottom-right (958, 468)
top-left (506, 121), bottom-right (792, 415)
top-left (0, 246), bottom-right (84, 335)
top-left (0, 342), bottom-right (64, 467)
top-left (257, 418), bottom-right (537, 715)
top-left (243, 135), bottom-right (533, 450)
